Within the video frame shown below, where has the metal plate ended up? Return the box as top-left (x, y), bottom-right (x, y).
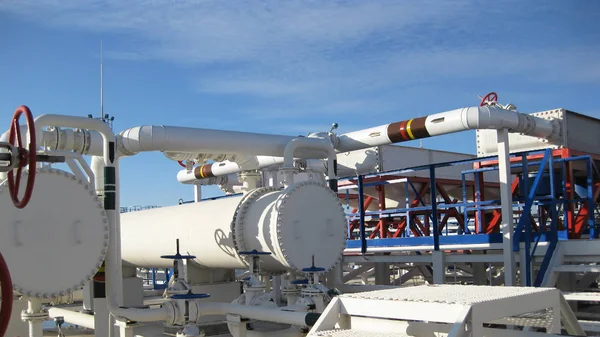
top-left (0, 168), bottom-right (108, 298)
top-left (275, 181), bottom-right (347, 273)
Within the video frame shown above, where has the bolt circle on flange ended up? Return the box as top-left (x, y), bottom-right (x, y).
top-left (274, 180), bottom-right (347, 274)
top-left (0, 168), bottom-right (108, 298)
top-left (230, 187), bottom-right (279, 265)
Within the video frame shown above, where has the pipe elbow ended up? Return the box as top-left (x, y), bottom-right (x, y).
top-left (283, 138), bottom-right (333, 168)
top-left (118, 125), bottom-right (167, 156)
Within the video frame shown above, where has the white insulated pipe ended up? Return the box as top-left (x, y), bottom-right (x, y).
top-left (33, 115), bottom-right (113, 161)
top-left (193, 302), bottom-right (319, 327)
top-left (167, 105), bottom-right (558, 182)
top-left (233, 328), bottom-right (304, 337)
top-left (0, 123), bottom-right (104, 157)
top-left (47, 307), bottom-right (95, 330)
top-left (282, 137), bottom-right (337, 190)
top-left (177, 156), bottom-right (283, 183)
top-left (336, 105), bottom-right (558, 152)
top-left (91, 156), bottom-right (104, 194)
top-left (117, 125), bottom-right (306, 157)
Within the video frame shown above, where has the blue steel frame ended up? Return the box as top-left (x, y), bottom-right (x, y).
top-left (342, 148), bottom-right (599, 286)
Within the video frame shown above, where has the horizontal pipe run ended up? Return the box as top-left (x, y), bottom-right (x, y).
top-left (336, 106), bottom-right (558, 153)
top-left (186, 156), bottom-right (284, 180)
top-left (47, 307), bottom-right (95, 330)
top-left (177, 158), bottom-right (328, 182)
top-left (118, 125), bottom-right (306, 157)
top-left (195, 302), bottom-right (319, 327)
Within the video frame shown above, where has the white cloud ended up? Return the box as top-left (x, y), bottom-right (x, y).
top-left (1, 0), bottom-right (599, 109)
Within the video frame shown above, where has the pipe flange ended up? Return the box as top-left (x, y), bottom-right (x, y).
top-left (230, 187), bottom-right (279, 264)
top-left (274, 181), bottom-right (347, 274)
top-left (0, 168), bottom-right (109, 298)
top-left (21, 309), bottom-right (49, 323)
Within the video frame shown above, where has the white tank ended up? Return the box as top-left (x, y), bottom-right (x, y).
top-left (121, 181), bottom-right (347, 274)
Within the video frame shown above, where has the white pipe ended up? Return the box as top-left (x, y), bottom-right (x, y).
top-left (177, 156), bottom-right (282, 184)
top-left (282, 137), bottom-right (336, 188)
top-left (117, 125), bottom-right (304, 157)
top-left (194, 302), bottom-right (318, 327)
top-left (106, 162), bottom-right (173, 324)
top-left (26, 299), bottom-right (43, 337)
top-left (177, 157), bottom-right (328, 184)
top-left (1, 123), bottom-right (104, 156)
top-left (91, 156), bottom-right (104, 194)
top-left (33, 115), bottom-right (113, 162)
top-left (177, 172), bottom-right (238, 186)
top-left (336, 106), bottom-right (558, 152)
top-left (231, 326), bottom-right (303, 337)
top-left (32, 115), bottom-right (174, 328)
top-left (47, 307), bottom-right (95, 330)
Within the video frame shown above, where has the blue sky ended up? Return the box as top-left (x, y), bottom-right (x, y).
top-left (1, 0), bottom-right (599, 207)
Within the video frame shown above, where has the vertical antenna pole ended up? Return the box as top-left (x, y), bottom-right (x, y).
top-left (100, 41), bottom-right (104, 120)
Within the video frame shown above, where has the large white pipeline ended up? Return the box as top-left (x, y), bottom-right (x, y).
top-left (336, 105), bottom-right (558, 152)
top-left (117, 125), bottom-right (303, 157)
top-left (173, 105), bottom-right (559, 180)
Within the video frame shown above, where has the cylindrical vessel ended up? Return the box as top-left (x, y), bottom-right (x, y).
top-left (120, 181), bottom-right (347, 274)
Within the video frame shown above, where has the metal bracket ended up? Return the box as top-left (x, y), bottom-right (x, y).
top-left (0, 142), bottom-right (66, 173)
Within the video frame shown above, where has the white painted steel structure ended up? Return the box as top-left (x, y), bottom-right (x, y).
top-left (308, 285), bottom-right (584, 336)
top-left (3, 100), bottom-right (595, 337)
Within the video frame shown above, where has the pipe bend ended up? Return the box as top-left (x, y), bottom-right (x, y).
top-left (283, 138), bottom-right (332, 168)
top-left (118, 125), bottom-right (167, 156)
top-left (34, 114), bottom-right (114, 145)
top-left (283, 138), bottom-right (337, 179)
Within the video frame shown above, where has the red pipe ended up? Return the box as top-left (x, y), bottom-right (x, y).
top-left (0, 251), bottom-right (13, 337)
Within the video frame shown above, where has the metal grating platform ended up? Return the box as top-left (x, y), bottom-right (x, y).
top-left (340, 284), bottom-right (554, 305)
top-left (308, 284), bottom-right (586, 337)
top-left (311, 330), bottom-right (409, 337)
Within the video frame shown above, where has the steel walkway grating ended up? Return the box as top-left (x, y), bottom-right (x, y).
top-left (341, 284), bottom-right (554, 305)
top-left (310, 329), bottom-right (410, 337)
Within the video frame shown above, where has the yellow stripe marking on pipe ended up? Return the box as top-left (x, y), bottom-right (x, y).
top-left (406, 119), bottom-right (416, 140)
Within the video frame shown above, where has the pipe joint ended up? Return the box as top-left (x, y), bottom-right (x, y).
top-left (282, 137), bottom-right (337, 190)
top-left (163, 300), bottom-right (179, 326)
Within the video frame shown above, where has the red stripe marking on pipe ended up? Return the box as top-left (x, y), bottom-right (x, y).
top-left (398, 120), bottom-right (409, 141)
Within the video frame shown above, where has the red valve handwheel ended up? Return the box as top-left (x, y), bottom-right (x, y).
top-left (0, 251), bottom-right (13, 337)
top-left (7, 105), bottom-right (37, 209)
top-left (479, 92), bottom-right (498, 106)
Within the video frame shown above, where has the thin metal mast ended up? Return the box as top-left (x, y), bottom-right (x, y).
top-left (100, 41), bottom-right (104, 120)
